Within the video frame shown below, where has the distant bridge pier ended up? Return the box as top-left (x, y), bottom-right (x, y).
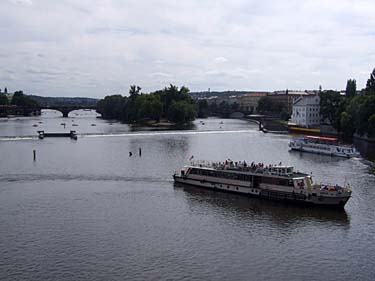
top-left (61, 110), bottom-right (69, 118)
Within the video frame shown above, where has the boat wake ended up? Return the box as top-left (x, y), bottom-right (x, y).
top-left (0, 136), bottom-right (36, 141)
top-left (83, 129), bottom-right (255, 138)
top-left (0, 129), bottom-right (256, 142)
top-left (0, 173), bottom-right (173, 183)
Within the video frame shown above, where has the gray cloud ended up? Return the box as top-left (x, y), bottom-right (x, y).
top-left (0, 0), bottom-right (374, 97)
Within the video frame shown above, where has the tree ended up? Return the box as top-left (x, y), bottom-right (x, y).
top-left (4, 87), bottom-right (7, 94)
top-left (129, 85), bottom-right (141, 98)
top-left (257, 96), bottom-right (286, 115)
top-left (97, 95), bottom-right (125, 119)
top-left (167, 100), bottom-right (197, 123)
top-left (97, 84), bottom-right (197, 124)
top-left (218, 100), bottom-right (230, 117)
top-left (197, 99), bottom-right (209, 118)
top-left (231, 102), bottom-right (240, 111)
top-left (365, 68), bottom-right (375, 94)
top-left (11, 91), bottom-right (38, 107)
top-left (340, 111), bottom-right (355, 138)
top-left (257, 96), bottom-right (273, 113)
top-left (367, 114), bottom-right (375, 137)
top-left (319, 90), bottom-right (344, 131)
top-left (346, 79), bottom-right (356, 97)
top-left (0, 93), bottom-right (8, 105)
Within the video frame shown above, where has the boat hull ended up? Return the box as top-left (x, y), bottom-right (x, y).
top-left (173, 175), bottom-right (349, 208)
top-left (290, 147), bottom-right (360, 158)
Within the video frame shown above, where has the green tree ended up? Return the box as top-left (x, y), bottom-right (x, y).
top-left (257, 96), bottom-right (286, 115)
top-left (367, 114), bottom-right (375, 137)
top-left (340, 111), bottom-right (355, 138)
top-left (11, 91), bottom-right (38, 107)
top-left (231, 102), bottom-right (240, 111)
top-left (346, 79), bottom-right (356, 97)
top-left (197, 99), bottom-right (209, 118)
top-left (149, 95), bottom-right (163, 122)
top-left (209, 102), bottom-right (217, 113)
top-left (129, 85), bottom-right (141, 98)
top-left (319, 90), bottom-right (344, 131)
top-left (168, 100), bottom-right (197, 123)
top-left (257, 96), bottom-right (272, 113)
top-left (98, 84), bottom-right (197, 124)
top-left (218, 100), bottom-right (230, 117)
top-left (97, 95), bottom-right (125, 119)
top-left (0, 93), bottom-right (8, 105)
top-left (365, 67), bottom-right (375, 94)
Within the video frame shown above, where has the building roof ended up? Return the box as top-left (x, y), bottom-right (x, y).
top-left (243, 93), bottom-right (267, 97)
top-left (293, 94), bottom-right (320, 106)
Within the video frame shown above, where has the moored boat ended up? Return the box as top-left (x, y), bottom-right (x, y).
top-left (37, 130), bottom-right (77, 140)
top-left (289, 135), bottom-right (360, 158)
top-left (173, 160), bottom-right (351, 208)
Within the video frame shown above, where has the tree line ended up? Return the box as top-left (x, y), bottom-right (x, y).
top-left (320, 67), bottom-right (375, 138)
top-left (0, 90), bottom-right (39, 107)
top-left (97, 85), bottom-right (197, 124)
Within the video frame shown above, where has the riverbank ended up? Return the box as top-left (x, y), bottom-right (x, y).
top-left (0, 105), bottom-right (41, 117)
top-left (132, 119), bottom-right (176, 128)
top-left (353, 135), bottom-right (375, 162)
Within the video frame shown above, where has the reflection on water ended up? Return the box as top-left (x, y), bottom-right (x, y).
top-left (175, 183), bottom-right (350, 226)
top-left (354, 137), bottom-right (375, 161)
top-left (130, 122), bottom-right (197, 132)
top-left (288, 149), bottom-right (351, 165)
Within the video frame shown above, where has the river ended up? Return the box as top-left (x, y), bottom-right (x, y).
top-left (0, 110), bottom-right (374, 281)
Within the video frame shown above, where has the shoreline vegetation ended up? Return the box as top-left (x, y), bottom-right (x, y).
top-left (319, 68), bottom-right (375, 141)
top-left (97, 85), bottom-right (197, 125)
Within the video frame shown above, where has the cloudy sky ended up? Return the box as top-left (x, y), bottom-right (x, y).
top-left (0, 0), bottom-right (374, 98)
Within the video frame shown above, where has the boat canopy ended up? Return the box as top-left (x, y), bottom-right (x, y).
top-left (304, 135), bottom-right (337, 142)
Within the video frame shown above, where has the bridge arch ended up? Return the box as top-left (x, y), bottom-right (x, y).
top-left (42, 106), bottom-right (98, 117)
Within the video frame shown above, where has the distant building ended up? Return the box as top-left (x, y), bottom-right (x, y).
top-left (290, 94), bottom-right (320, 127)
top-left (268, 90), bottom-right (315, 114)
top-left (239, 93), bottom-right (267, 113)
top-left (205, 95), bottom-right (241, 107)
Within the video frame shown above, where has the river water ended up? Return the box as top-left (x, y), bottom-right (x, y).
top-left (0, 110), bottom-right (374, 281)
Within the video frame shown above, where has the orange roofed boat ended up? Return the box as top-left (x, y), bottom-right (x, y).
top-left (289, 135), bottom-right (360, 158)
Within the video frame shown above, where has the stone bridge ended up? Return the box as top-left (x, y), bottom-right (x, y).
top-left (43, 106), bottom-right (98, 117)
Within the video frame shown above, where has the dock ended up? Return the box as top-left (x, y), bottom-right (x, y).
top-left (38, 130), bottom-right (77, 140)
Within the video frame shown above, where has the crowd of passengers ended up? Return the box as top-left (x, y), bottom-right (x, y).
top-left (207, 159), bottom-right (285, 173)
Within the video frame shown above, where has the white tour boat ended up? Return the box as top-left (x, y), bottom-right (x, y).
top-left (173, 160), bottom-right (351, 208)
top-left (289, 135), bottom-right (360, 158)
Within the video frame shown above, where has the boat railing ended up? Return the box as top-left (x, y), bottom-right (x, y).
top-left (318, 183), bottom-right (351, 193)
top-left (189, 160), bottom-right (294, 176)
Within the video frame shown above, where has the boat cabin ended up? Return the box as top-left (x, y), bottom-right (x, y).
top-left (267, 166), bottom-right (294, 176)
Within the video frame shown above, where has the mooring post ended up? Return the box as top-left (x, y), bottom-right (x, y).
top-left (33, 149), bottom-right (36, 161)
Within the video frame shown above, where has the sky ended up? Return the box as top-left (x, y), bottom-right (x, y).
top-left (0, 0), bottom-right (374, 98)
